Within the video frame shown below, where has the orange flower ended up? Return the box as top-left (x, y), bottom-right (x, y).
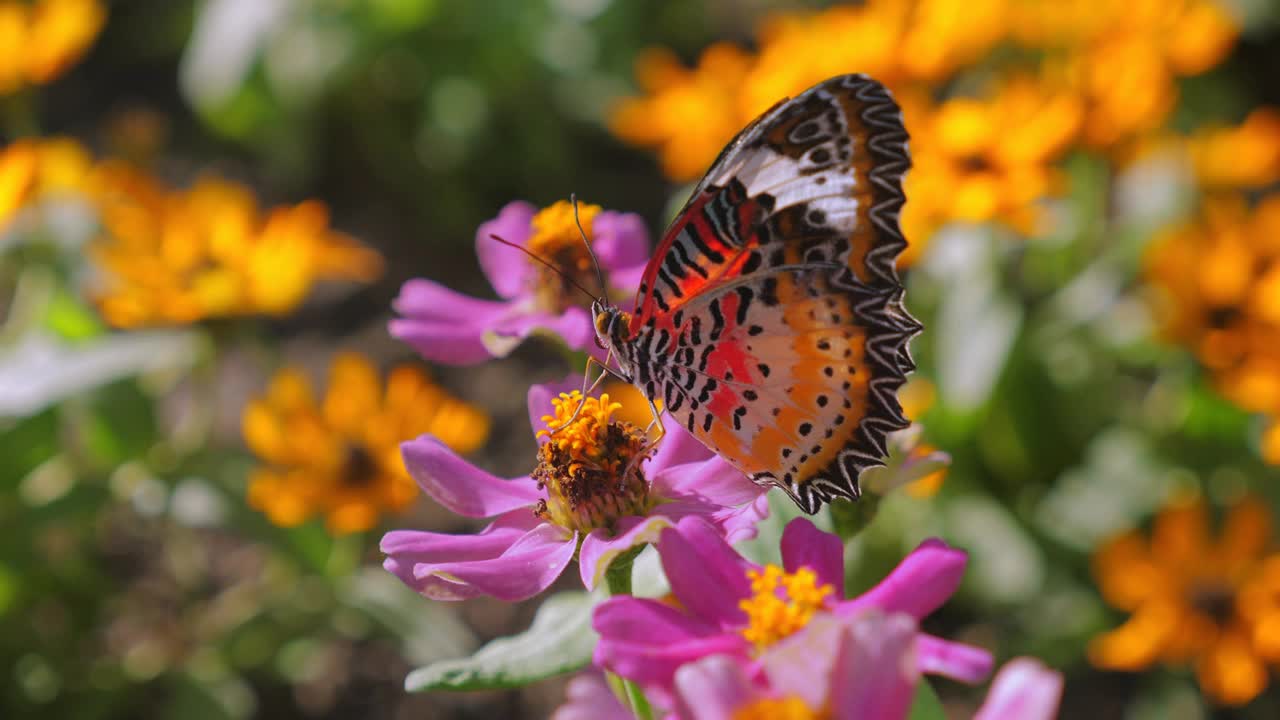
top-left (609, 44), bottom-right (753, 183)
top-left (0, 136), bottom-right (93, 226)
top-left (903, 74), bottom-right (1082, 243)
top-left (0, 0), bottom-right (105, 94)
top-left (1144, 194), bottom-right (1280, 443)
top-left (1186, 109), bottom-right (1280, 189)
top-left (88, 162), bottom-right (382, 328)
top-left (1011, 0), bottom-right (1238, 150)
top-left (897, 378), bottom-right (948, 498)
top-left (243, 354), bottom-right (490, 534)
top-left (610, 0), bottom-right (1009, 185)
top-left (1090, 496), bottom-right (1274, 706)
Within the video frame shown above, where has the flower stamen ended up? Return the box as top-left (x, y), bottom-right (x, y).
top-left (532, 391), bottom-right (652, 533)
top-left (525, 200), bottom-right (603, 311)
top-left (739, 564), bottom-right (835, 651)
top-left (733, 696), bottom-right (826, 720)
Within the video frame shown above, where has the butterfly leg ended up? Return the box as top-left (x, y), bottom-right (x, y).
top-left (548, 350), bottom-right (613, 436)
top-left (624, 397), bottom-right (667, 479)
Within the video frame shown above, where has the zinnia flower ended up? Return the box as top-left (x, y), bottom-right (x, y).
top-left (243, 353), bottom-right (489, 534)
top-left (0, 0), bottom-right (105, 94)
top-left (551, 670), bottom-right (631, 720)
top-left (1089, 495), bottom-right (1277, 705)
top-left (1144, 193), bottom-right (1280, 464)
top-left (381, 377), bottom-right (768, 601)
top-left (665, 617), bottom-right (1062, 720)
top-left (389, 199), bottom-right (649, 364)
top-left (0, 136), bottom-right (93, 230)
top-left (592, 515), bottom-right (992, 696)
top-left (89, 162), bottom-right (382, 328)
top-left (903, 73), bottom-right (1083, 241)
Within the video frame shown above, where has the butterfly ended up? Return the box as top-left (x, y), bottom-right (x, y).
top-left (591, 74), bottom-right (920, 514)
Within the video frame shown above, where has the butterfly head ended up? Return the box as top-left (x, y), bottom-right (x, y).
top-left (591, 299), bottom-right (635, 380)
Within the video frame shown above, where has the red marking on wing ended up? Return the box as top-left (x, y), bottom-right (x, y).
top-left (627, 193), bottom-right (765, 335)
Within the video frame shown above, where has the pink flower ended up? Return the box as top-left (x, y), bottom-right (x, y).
top-left (390, 200), bottom-right (649, 364)
top-left (668, 611), bottom-right (921, 720)
top-left (665, 618), bottom-right (1063, 720)
top-left (551, 671), bottom-right (632, 720)
top-left (380, 377), bottom-right (768, 602)
top-left (975, 658), bottom-right (1064, 720)
top-left (592, 516), bottom-right (992, 695)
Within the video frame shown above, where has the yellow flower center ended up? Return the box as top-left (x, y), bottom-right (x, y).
top-left (739, 565), bottom-right (835, 650)
top-left (532, 391), bottom-right (652, 533)
top-left (525, 200), bottom-right (604, 312)
top-left (732, 696), bottom-right (826, 720)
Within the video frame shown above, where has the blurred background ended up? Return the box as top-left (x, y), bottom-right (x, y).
top-left (4, 0), bottom-right (1280, 718)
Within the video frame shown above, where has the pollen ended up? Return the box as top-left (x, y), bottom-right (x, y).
top-left (525, 200), bottom-right (605, 312)
top-left (739, 565), bottom-right (835, 651)
top-left (732, 696), bottom-right (824, 720)
top-left (528, 200), bottom-right (601, 257)
top-left (532, 391), bottom-right (652, 533)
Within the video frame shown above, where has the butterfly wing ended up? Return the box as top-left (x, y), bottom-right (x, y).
top-left (623, 74), bottom-right (919, 513)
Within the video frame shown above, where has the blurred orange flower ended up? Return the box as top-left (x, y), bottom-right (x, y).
top-left (1011, 0), bottom-right (1238, 150)
top-left (1090, 496), bottom-right (1275, 706)
top-left (243, 353), bottom-right (490, 534)
top-left (897, 377), bottom-right (947, 498)
top-left (903, 74), bottom-right (1083, 246)
top-left (610, 44), bottom-right (753, 183)
top-left (0, 0), bottom-right (105, 94)
top-left (612, 0), bottom-right (1011, 185)
top-left (0, 136), bottom-right (93, 226)
top-left (1145, 194), bottom-right (1280, 458)
top-left (1186, 109), bottom-right (1280, 189)
top-left (88, 162), bottom-right (383, 328)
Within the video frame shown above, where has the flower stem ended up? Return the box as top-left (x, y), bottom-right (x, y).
top-left (604, 548), bottom-right (652, 720)
top-left (604, 548), bottom-right (639, 596)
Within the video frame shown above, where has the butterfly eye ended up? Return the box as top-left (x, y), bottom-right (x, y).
top-left (590, 313), bottom-right (608, 349)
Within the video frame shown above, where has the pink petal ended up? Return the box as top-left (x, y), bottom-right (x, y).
top-left (828, 611), bottom-right (919, 720)
top-left (380, 509), bottom-right (545, 600)
top-left (646, 494), bottom-right (769, 546)
top-left (974, 658), bottom-right (1064, 720)
top-left (781, 517), bottom-right (845, 598)
top-left (593, 597), bottom-right (749, 687)
top-left (410, 523), bottom-right (577, 601)
top-left (475, 201), bottom-right (537, 299)
top-left (553, 671), bottom-right (632, 720)
top-left (401, 436), bottom-right (541, 518)
top-left (389, 280), bottom-right (512, 365)
top-left (608, 264), bottom-right (646, 296)
top-left (492, 306), bottom-right (597, 353)
top-left (716, 495), bottom-right (772, 544)
top-left (671, 655), bottom-right (761, 720)
top-left (759, 613), bottom-right (852, 710)
top-left (527, 374), bottom-right (587, 440)
top-left (839, 538), bottom-right (966, 620)
top-left (916, 635), bottom-right (993, 684)
top-left (580, 515), bottom-right (678, 591)
top-left (653, 454), bottom-right (760, 508)
top-left (593, 211), bottom-right (651, 276)
top-left (648, 420), bottom-right (713, 474)
top-left (657, 517), bottom-right (753, 629)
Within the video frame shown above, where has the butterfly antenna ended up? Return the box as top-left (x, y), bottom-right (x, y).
top-left (488, 234), bottom-right (600, 303)
top-left (571, 193), bottom-right (610, 307)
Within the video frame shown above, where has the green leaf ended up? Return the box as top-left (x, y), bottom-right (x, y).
top-left (43, 289), bottom-right (104, 341)
top-left (405, 590), bottom-right (597, 691)
top-left (908, 680), bottom-right (947, 720)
